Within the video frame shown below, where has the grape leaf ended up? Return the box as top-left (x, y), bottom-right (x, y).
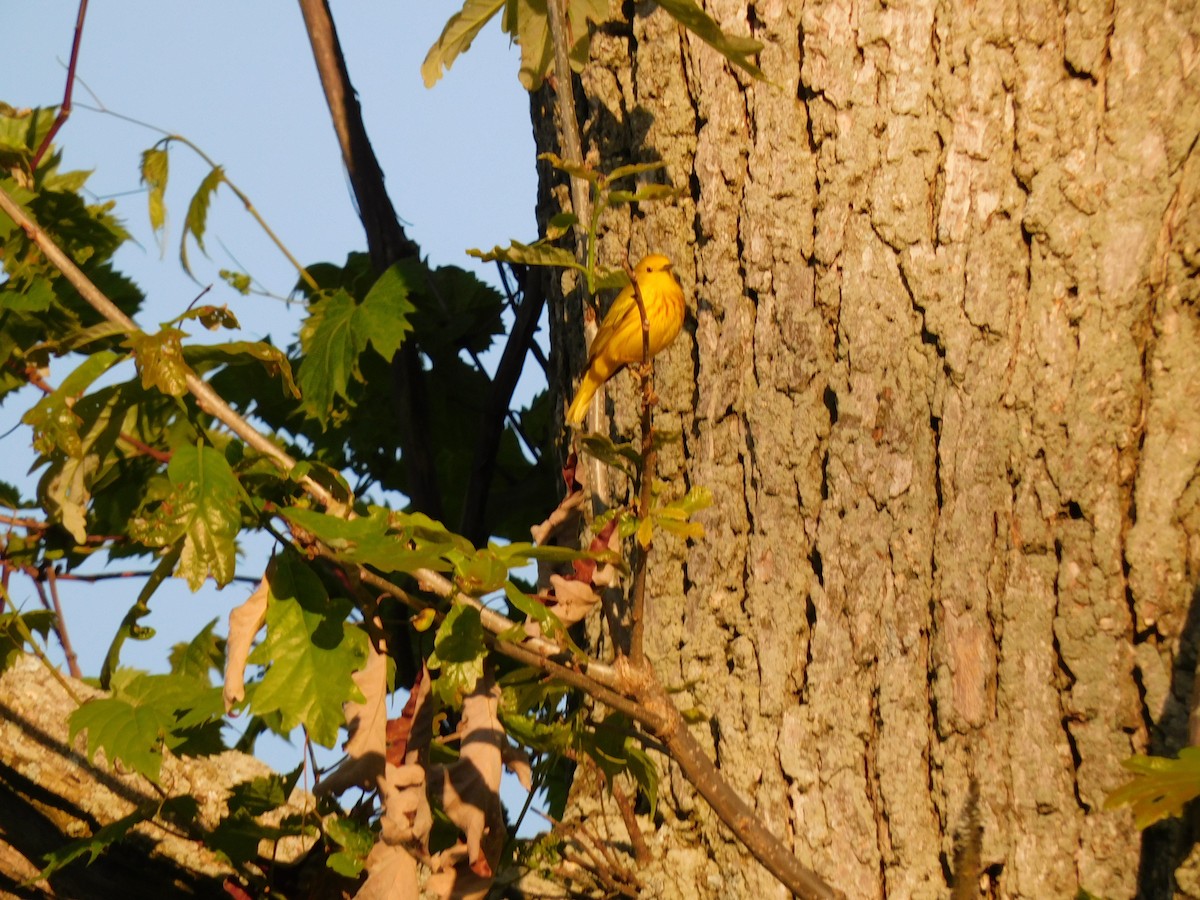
top-left (140, 146), bottom-right (169, 236)
top-left (654, 0), bottom-right (765, 79)
top-left (180, 165), bottom-right (225, 276)
top-left (1107, 748), bottom-right (1200, 828)
top-left (355, 262), bottom-right (416, 361)
top-left (127, 326), bottom-right (193, 397)
top-left (248, 550), bottom-right (369, 748)
top-left (128, 443), bottom-right (244, 590)
top-left (422, 0), bottom-right (507, 88)
top-left (428, 602), bottom-right (486, 706)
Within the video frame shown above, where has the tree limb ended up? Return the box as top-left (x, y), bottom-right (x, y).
top-left (460, 267), bottom-right (547, 545)
top-left (296, 0), bottom-right (443, 520)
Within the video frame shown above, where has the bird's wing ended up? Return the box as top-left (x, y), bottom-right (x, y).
top-left (587, 282), bottom-right (637, 366)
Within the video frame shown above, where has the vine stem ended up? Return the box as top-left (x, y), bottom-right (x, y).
top-left (30, 0), bottom-right (88, 169)
top-left (628, 269), bottom-right (653, 665)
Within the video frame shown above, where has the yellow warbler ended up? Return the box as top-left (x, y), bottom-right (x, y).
top-left (566, 254), bottom-right (686, 427)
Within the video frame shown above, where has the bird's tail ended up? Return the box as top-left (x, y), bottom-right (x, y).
top-left (566, 369), bottom-right (604, 427)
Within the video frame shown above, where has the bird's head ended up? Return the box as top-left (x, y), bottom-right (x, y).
top-left (635, 253), bottom-right (674, 277)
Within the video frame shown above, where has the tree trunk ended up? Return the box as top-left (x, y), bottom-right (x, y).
top-left (538, 0), bottom-right (1200, 896)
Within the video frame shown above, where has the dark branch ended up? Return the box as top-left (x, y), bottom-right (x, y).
top-left (297, 0), bottom-right (444, 520)
top-left (31, 0), bottom-right (89, 169)
top-left (460, 266), bottom-right (547, 545)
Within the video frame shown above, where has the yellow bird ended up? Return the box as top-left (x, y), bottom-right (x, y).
top-left (566, 254), bottom-right (686, 427)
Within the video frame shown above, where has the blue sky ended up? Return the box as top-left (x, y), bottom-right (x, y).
top-left (6, 2), bottom-right (541, 777)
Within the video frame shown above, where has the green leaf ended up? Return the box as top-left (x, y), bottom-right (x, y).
top-left (38, 807), bottom-right (151, 878)
top-left (180, 165), bottom-right (225, 276)
top-left (501, 581), bottom-right (580, 654)
top-left (226, 770), bottom-right (299, 816)
top-left (651, 485), bottom-right (712, 541)
top-left (1106, 748), bottom-right (1200, 828)
top-left (183, 340), bottom-right (300, 399)
top-left (248, 550), bottom-right (369, 748)
top-left (219, 269), bottom-right (253, 294)
top-left (506, 0), bottom-right (553, 91)
top-left (208, 808), bottom-right (303, 867)
top-left (606, 161), bottom-right (668, 182)
top-left (22, 350), bottom-right (123, 457)
top-left (607, 184), bottom-right (684, 206)
top-left (297, 289), bottom-right (358, 423)
top-left (280, 505), bottom-right (460, 575)
top-left (355, 262), bottom-right (416, 361)
top-left (654, 0), bottom-right (765, 79)
top-left (168, 618), bottom-right (224, 684)
top-left (0, 609), bottom-right (57, 673)
top-left (0, 480), bottom-right (26, 508)
top-left (128, 443), bottom-right (243, 590)
top-left (326, 815), bottom-right (374, 877)
top-left (468, 240), bottom-right (581, 270)
top-left (0, 276), bottom-right (54, 311)
top-left (625, 741), bottom-right (659, 818)
top-left (422, 0), bottom-right (507, 88)
top-left (127, 326), bottom-right (193, 397)
top-left (449, 546), bottom-right (509, 595)
top-left (428, 603), bottom-right (486, 706)
top-left (68, 670), bottom-right (225, 783)
top-left (140, 146), bottom-right (169, 236)
top-left (579, 433), bottom-right (640, 477)
top-left (537, 151), bottom-right (601, 184)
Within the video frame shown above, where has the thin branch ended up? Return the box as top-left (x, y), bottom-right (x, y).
top-left (44, 565), bottom-right (82, 679)
top-left (545, 0), bottom-right (593, 249)
top-left (610, 776), bottom-right (651, 864)
top-left (460, 268), bottom-right (547, 545)
top-left (31, 0), bottom-right (89, 169)
top-left (628, 269), bottom-right (654, 665)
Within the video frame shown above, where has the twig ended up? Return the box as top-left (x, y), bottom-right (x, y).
top-left (610, 776), bottom-right (651, 864)
top-left (31, 0), bottom-right (89, 169)
top-left (45, 565), bottom-right (82, 679)
top-left (627, 267), bottom-right (654, 665)
top-left (545, 0), bottom-right (593, 250)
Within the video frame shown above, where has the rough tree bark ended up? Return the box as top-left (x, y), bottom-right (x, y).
top-left (0, 656), bottom-right (320, 898)
top-left (539, 0), bottom-right (1200, 897)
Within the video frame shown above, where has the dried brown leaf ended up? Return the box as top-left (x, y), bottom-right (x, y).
top-left (547, 574), bottom-right (601, 626)
top-left (530, 487), bottom-right (585, 546)
top-left (378, 762), bottom-right (432, 846)
top-left (222, 578), bottom-right (269, 713)
top-left (315, 631), bottom-right (389, 796)
top-left (354, 840), bottom-right (419, 900)
top-left (428, 671), bottom-right (506, 898)
top-left (502, 742), bottom-right (533, 791)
